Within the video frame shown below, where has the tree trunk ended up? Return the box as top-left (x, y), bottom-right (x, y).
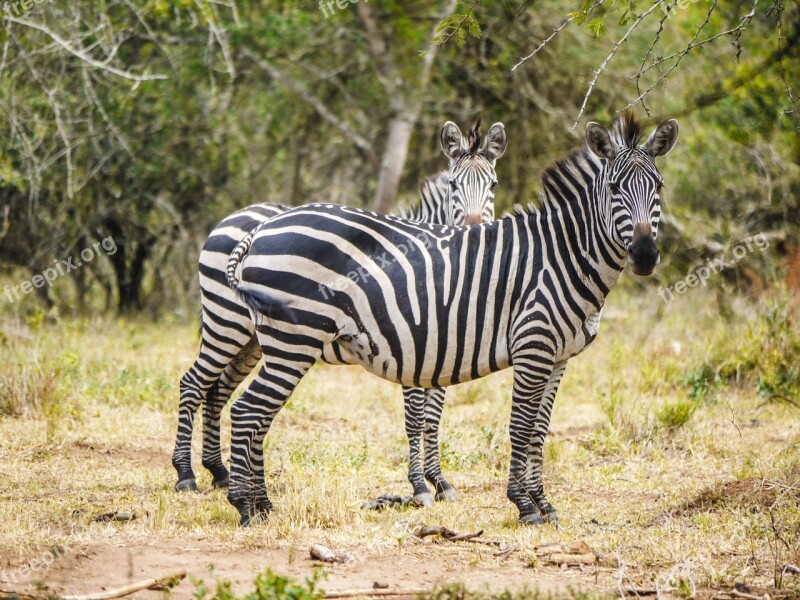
top-left (371, 115), bottom-right (415, 214)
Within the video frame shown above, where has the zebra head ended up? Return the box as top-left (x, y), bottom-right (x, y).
top-left (440, 119), bottom-right (508, 226)
top-left (586, 113), bottom-right (679, 276)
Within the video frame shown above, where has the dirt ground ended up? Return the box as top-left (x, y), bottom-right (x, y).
top-left (15, 538), bottom-right (606, 598)
top-left (1, 301), bottom-right (799, 599)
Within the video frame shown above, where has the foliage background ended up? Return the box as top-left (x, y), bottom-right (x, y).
top-left (0, 0), bottom-right (797, 315)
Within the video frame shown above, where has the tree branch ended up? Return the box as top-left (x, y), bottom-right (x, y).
top-left (240, 47), bottom-right (377, 163)
top-left (511, 0), bottom-right (605, 71)
top-left (573, 0), bottom-right (666, 129)
top-left (4, 16), bottom-right (167, 82)
top-left (356, 2), bottom-right (400, 100)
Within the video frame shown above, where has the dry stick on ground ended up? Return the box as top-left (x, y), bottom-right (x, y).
top-left (324, 589), bottom-right (430, 599)
top-left (0, 591), bottom-right (39, 600)
top-left (412, 525), bottom-right (510, 549)
top-left (61, 569), bottom-right (186, 600)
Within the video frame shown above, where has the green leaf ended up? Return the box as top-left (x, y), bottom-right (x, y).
top-left (586, 16), bottom-right (607, 38)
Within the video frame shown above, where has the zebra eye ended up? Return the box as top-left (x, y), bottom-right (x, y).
top-left (490, 181), bottom-right (498, 191)
top-left (449, 180), bottom-right (458, 190)
top-left (609, 181), bottom-right (621, 194)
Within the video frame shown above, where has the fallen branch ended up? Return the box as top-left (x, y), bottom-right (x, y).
top-left (324, 589), bottom-right (429, 599)
top-left (414, 525), bottom-right (456, 539)
top-left (309, 545), bottom-right (349, 564)
top-left (784, 563), bottom-right (800, 575)
top-left (62, 569), bottom-right (186, 600)
top-left (413, 524), bottom-right (505, 548)
top-left (730, 589), bottom-right (768, 600)
top-left (619, 587), bottom-right (659, 597)
top-left (495, 543), bottom-right (518, 558)
top-left (0, 591), bottom-right (39, 600)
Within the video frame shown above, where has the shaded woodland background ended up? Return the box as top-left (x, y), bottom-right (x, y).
top-left (0, 0), bottom-right (797, 316)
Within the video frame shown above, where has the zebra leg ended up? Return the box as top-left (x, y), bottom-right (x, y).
top-left (525, 361), bottom-right (567, 524)
top-left (421, 388), bottom-right (458, 502)
top-left (201, 336), bottom-right (262, 489)
top-left (506, 355), bottom-right (555, 525)
top-left (403, 386), bottom-right (434, 506)
top-left (173, 340), bottom-right (235, 492)
top-left (227, 337), bottom-right (321, 527)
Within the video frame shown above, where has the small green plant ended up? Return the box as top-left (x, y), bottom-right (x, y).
top-left (706, 293), bottom-right (800, 406)
top-left (655, 398), bottom-right (698, 432)
top-left (684, 364), bottom-right (718, 403)
top-left (192, 567), bottom-right (324, 600)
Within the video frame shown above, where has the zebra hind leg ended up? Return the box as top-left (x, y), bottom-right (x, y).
top-left (227, 338), bottom-right (321, 527)
top-left (201, 337), bottom-right (262, 489)
top-left (402, 387), bottom-right (434, 506)
top-left (422, 388), bottom-right (458, 502)
top-left (173, 345), bottom-right (232, 492)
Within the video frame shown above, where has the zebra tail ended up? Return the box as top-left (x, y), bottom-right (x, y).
top-left (226, 226), bottom-right (259, 291)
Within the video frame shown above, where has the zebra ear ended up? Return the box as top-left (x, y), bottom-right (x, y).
top-left (441, 121), bottom-right (467, 161)
top-left (482, 122), bottom-right (508, 164)
top-left (644, 119), bottom-right (679, 157)
top-left (586, 122), bottom-right (619, 160)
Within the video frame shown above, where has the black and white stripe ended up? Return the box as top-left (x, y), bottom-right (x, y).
top-left (225, 113), bottom-right (679, 526)
top-left (172, 120), bottom-right (508, 504)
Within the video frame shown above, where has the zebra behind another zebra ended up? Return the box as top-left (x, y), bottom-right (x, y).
top-left (226, 112), bottom-right (679, 526)
top-left (172, 120), bottom-right (508, 507)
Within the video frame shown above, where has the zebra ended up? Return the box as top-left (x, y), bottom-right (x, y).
top-left (225, 112), bottom-right (679, 526)
top-left (172, 119), bottom-right (509, 507)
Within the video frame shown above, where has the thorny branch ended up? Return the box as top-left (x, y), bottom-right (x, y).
top-left (4, 16), bottom-right (166, 82)
top-left (633, 0), bottom-right (679, 116)
top-left (511, 0), bottom-right (605, 71)
top-left (431, 0), bottom-right (481, 50)
top-left (622, 0), bottom-right (722, 113)
top-left (572, 0), bottom-right (667, 129)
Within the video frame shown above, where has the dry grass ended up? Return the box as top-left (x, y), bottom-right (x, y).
top-left (0, 286), bottom-right (798, 597)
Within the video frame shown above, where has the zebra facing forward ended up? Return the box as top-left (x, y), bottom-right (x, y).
top-left (226, 113), bottom-right (679, 526)
top-left (172, 120), bottom-right (508, 507)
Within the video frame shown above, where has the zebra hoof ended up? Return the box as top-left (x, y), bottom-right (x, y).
top-left (519, 512), bottom-right (545, 526)
top-left (435, 488), bottom-right (458, 503)
top-left (541, 509), bottom-right (559, 525)
top-left (212, 475), bottom-right (230, 489)
top-left (175, 478), bottom-right (198, 492)
top-left (414, 492), bottom-right (435, 507)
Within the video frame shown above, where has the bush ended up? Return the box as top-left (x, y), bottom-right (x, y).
top-left (192, 567), bottom-right (324, 600)
top-left (703, 293), bottom-right (800, 406)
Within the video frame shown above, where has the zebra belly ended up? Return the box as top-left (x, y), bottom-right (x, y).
top-left (559, 307), bottom-right (603, 361)
top-left (320, 323), bottom-right (509, 388)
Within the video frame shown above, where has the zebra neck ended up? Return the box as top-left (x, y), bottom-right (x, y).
top-left (533, 159), bottom-right (628, 303)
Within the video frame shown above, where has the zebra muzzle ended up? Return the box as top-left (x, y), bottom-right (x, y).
top-left (464, 213), bottom-right (482, 226)
top-left (628, 223), bottom-right (659, 276)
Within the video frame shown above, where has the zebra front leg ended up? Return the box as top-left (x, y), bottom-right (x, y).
top-left (227, 341), bottom-right (320, 526)
top-left (507, 354), bottom-right (556, 525)
top-left (525, 361), bottom-right (567, 524)
top-left (422, 388), bottom-right (458, 502)
top-left (201, 337), bottom-right (262, 489)
top-left (402, 387), bottom-right (434, 506)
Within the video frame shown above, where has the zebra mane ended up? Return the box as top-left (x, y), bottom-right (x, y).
top-left (612, 111), bottom-right (645, 149)
top-left (398, 170), bottom-right (448, 221)
top-left (521, 112), bottom-right (646, 217)
top-left (467, 118), bottom-right (482, 154)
